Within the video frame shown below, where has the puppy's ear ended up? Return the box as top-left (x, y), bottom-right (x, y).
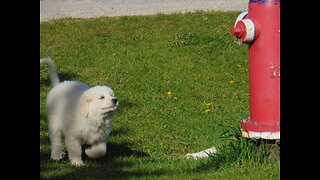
top-left (79, 96), bottom-right (92, 117)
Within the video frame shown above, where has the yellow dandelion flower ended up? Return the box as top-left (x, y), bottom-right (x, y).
top-left (206, 102), bottom-right (213, 106)
top-left (167, 91), bottom-right (173, 96)
top-left (229, 80), bottom-right (235, 84)
top-left (204, 109), bottom-right (211, 113)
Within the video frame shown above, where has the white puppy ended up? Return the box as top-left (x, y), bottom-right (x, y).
top-left (40, 57), bottom-right (118, 166)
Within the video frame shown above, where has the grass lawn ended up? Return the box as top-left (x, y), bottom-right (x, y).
top-left (40, 11), bottom-right (280, 179)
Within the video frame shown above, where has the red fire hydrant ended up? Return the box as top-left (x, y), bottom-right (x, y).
top-left (230, 0), bottom-right (280, 140)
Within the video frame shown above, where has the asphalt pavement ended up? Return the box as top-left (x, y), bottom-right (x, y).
top-left (40, 0), bottom-right (247, 22)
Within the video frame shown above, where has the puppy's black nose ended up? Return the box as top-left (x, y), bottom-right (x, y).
top-left (112, 98), bottom-right (118, 104)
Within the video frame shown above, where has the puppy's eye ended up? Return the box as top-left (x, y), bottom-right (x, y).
top-left (99, 96), bottom-right (105, 99)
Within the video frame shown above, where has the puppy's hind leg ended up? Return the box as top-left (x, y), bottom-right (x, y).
top-left (48, 120), bottom-right (65, 160)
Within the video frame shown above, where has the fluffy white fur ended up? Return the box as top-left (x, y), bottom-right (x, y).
top-left (40, 57), bottom-right (118, 166)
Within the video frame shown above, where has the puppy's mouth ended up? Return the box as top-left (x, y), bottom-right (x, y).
top-left (101, 105), bottom-right (117, 112)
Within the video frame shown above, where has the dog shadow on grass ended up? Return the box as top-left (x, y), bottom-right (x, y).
top-left (40, 141), bottom-right (168, 180)
top-left (40, 125), bottom-right (171, 180)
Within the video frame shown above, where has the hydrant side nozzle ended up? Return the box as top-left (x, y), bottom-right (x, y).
top-left (230, 21), bottom-right (247, 41)
top-left (230, 27), bottom-right (241, 37)
top-left (231, 19), bottom-right (256, 43)
top-left (231, 11), bottom-right (249, 41)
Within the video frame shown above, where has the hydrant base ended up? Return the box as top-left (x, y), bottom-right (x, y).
top-left (241, 117), bottom-right (280, 140)
top-left (241, 130), bottom-right (280, 140)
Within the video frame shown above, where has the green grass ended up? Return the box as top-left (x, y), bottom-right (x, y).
top-left (40, 11), bottom-right (279, 179)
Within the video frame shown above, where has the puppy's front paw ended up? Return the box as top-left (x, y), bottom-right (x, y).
top-left (85, 148), bottom-right (94, 158)
top-left (85, 144), bottom-right (106, 159)
top-left (51, 151), bottom-right (65, 161)
top-left (85, 147), bottom-right (105, 159)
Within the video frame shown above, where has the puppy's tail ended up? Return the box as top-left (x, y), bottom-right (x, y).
top-left (40, 57), bottom-right (60, 87)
